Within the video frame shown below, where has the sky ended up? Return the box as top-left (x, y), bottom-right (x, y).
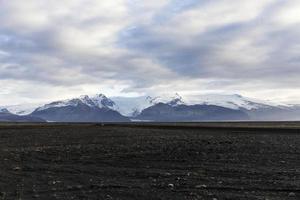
top-left (0, 0), bottom-right (300, 105)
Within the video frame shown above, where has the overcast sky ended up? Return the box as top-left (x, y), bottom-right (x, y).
top-left (0, 0), bottom-right (300, 105)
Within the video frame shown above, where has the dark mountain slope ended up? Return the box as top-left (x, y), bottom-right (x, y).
top-left (136, 103), bottom-right (249, 121)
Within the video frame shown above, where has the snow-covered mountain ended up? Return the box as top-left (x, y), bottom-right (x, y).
top-left (113, 93), bottom-right (289, 116)
top-left (35, 94), bottom-right (118, 112)
top-left (1, 92), bottom-right (299, 121)
top-left (31, 94), bottom-right (128, 122)
top-left (112, 93), bottom-right (300, 121)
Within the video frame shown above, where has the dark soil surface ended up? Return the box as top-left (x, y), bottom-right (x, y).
top-left (0, 123), bottom-right (299, 200)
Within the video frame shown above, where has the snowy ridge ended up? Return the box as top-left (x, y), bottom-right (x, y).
top-left (36, 94), bottom-right (118, 112)
top-left (185, 94), bottom-right (282, 110)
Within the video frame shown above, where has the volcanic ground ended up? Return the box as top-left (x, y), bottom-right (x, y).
top-left (0, 122), bottom-right (299, 200)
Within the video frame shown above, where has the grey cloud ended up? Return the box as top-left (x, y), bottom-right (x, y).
top-left (120, 2), bottom-right (300, 85)
top-left (0, 0), bottom-right (300, 104)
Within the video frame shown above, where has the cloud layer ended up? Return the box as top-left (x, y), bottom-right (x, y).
top-left (0, 0), bottom-right (300, 104)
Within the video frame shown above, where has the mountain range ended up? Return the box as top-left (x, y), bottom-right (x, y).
top-left (1, 93), bottom-right (299, 122)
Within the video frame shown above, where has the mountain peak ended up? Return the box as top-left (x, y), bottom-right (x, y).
top-left (233, 94), bottom-right (243, 98)
top-left (168, 93), bottom-right (184, 106)
top-left (0, 108), bottom-right (10, 114)
top-left (90, 94), bottom-right (117, 109)
top-left (96, 93), bottom-right (106, 98)
top-left (79, 95), bottom-right (89, 99)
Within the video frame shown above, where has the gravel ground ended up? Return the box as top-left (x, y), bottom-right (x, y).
top-left (0, 123), bottom-right (299, 200)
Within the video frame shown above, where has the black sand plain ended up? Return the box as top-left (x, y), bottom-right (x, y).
top-left (0, 122), bottom-right (299, 200)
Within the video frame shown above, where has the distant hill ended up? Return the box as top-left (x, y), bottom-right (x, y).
top-left (0, 109), bottom-right (45, 122)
